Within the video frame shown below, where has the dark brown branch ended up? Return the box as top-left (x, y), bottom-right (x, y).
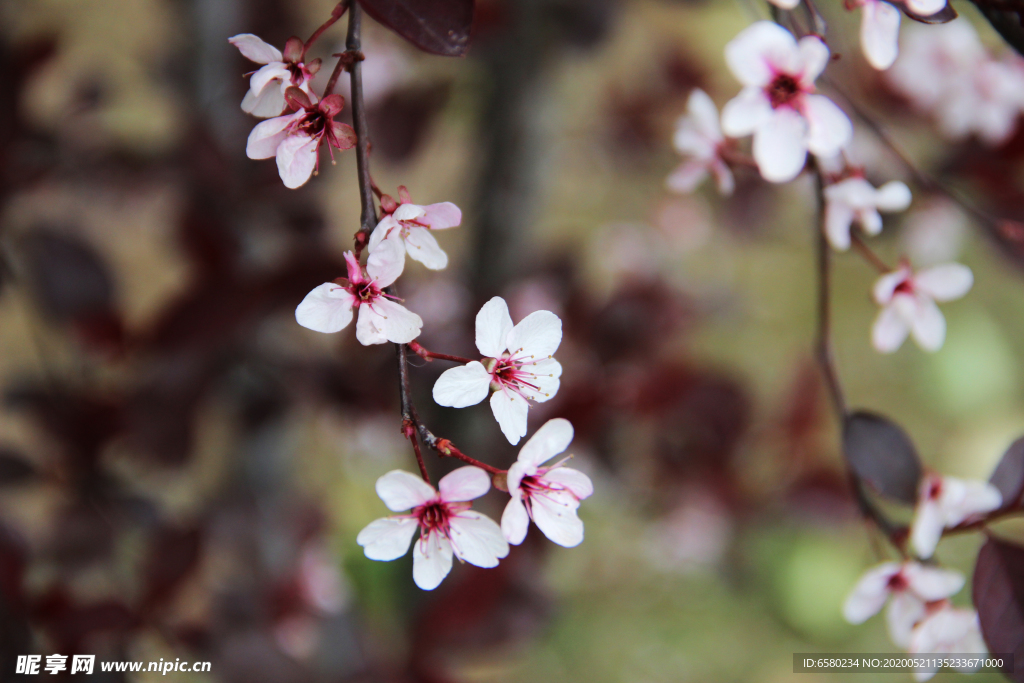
top-left (415, 422), bottom-right (505, 475)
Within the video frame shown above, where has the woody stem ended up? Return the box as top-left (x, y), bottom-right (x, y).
top-left (303, 1), bottom-right (348, 60)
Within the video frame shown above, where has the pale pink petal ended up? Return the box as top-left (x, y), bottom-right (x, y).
top-left (797, 35), bottom-right (830, 83)
top-left (412, 531), bottom-right (453, 590)
top-left (229, 34), bottom-right (283, 64)
top-left (939, 477), bottom-right (1001, 524)
top-left (295, 283), bottom-right (355, 333)
top-left (530, 489), bottom-right (585, 547)
top-left (887, 591), bottom-right (926, 648)
top-left (913, 263), bottom-right (973, 302)
top-left (905, 0), bottom-right (946, 16)
top-left (904, 563), bottom-right (965, 601)
top-left (873, 268), bottom-right (911, 304)
top-left (666, 161), bottom-right (710, 194)
top-left (873, 303), bottom-right (911, 353)
top-left (276, 134), bottom-right (319, 189)
top-left (909, 295), bottom-right (945, 351)
top-left (767, 0), bottom-right (801, 9)
top-left (910, 497), bottom-right (945, 558)
top-left (861, 1), bottom-right (901, 70)
top-left (356, 517), bottom-right (418, 560)
top-left (448, 511), bottom-right (509, 567)
top-left (712, 160), bottom-right (736, 196)
top-left (825, 177), bottom-right (877, 208)
top-left (437, 466), bottom-right (491, 502)
top-left (249, 62), bottom-right (291, 99)
top-left (375, 470), bottom-right (436, 511)
top-left (825, 201), bottom-right (856, 251)
top-left (875, 180), bottom-right (912, 211)
top-left (505, 459), bottom-right (533, 500)
top-left (721, 87), bottom-right (773, 138)
top-left (368, 216), bottom-right (401, 254)
top-left (519, 358), bottom-right (562, 403)
top-left (242, 85), bottom-right (287, 118)
top-left (753, 108), bottom-right (808, 183)
top-left (686, 89), bottom-right (722, 140)
top-left (506, 310), bottom-right (562, 358)
top-left (246, 113), bottom-right (297, 159)
top-left (403, 226), bottom-right (448, 270)
top-left (501, 496), bottom-right (530, 545)
top-left (517, 417), bottom-right (574, 468)
top-left (393, 203), bottom-right (426, 222)
top-left (490, 390), bottom-right (529, 445)
top-left (366, 235), bottom-right (406, 287)
top-left (725, 21), bottom-right (798, 87)
top-left (910, 607), bottom-right (985, 657)
top-left (842, 562), bottom-right (901, 623)
top-left (543, 467), bottom-right (594, 500)
top-left (367, 298), bottom-right (422, 344)
top-left (432, 362), bottom-right (491, 408)
top-left (419, 202), bottom-right (462, 230)
top-left (355, 305), bottom-right (388, 346)
top-left (475, 296), bottom-right (514, 358)
top-left (858, 208), bottom-right (884, 236)
top-left (803, 94), bottom-right (853, 157)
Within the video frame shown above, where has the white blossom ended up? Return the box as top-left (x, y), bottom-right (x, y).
top-left (824, 176), bottom-right (911, 250)
top-left (229, 34), bottom-right (318, 118)
top-left (910, 473), bottom-right (1001, 559)
top-left (871, 262), bottom-right (972, 353)
top-left (667, 89), bottom-right (734, 196)
top-left (368, 187), bottom-right (462, 273)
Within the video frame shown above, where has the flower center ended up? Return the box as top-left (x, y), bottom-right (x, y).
top-left (288, 62), bottom-right (309, 85)
top-left (887, 571), bottom-right (909, 592)
top-left (893, 279), bottom-right (915, 296)
top-left (488, 354), bottom-right (543, 396)
top-left (349, 280), bottom-right (380, 305)
top-left (415, 501), bottom-right (451, 534)
top-left (926, 478), bottom-right (943, 500)
top-left (767, 74), bottom-right (802, 109)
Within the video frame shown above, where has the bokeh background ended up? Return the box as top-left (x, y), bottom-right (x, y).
top-left (1, 0), bottom-right (1024, 681)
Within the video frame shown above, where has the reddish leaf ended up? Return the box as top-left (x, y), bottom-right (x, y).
top-left (991, 437), bottom-right (1024, 509)
top-left (968, 0), bottom-right (1024, 56)
top-left (357, 0), bottom-right (474, 56)
top-left (973, 537), bottom-right (1024, 681)
top-left (843, 411), bottom-right (922, 504)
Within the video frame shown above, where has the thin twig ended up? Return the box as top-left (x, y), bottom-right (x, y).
top-left (850, 232), bottom-right (892, 273)
top-left (302, 1), bottom-right (348, 60)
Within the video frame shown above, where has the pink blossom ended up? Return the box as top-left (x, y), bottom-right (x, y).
top-left (432, 297), bottom-right (562, 445)
top-left (823, 176), bottom-right (911, 250)
top-left (229, 34), bottom-right (319, 118)
top-left (246, 88), bottom-right (357, 189)
top-left (910, 473), bottom-right (1001, 559)
top-left (667, 89), bottom-right (734, 196)
top-left (843, 561), bottom-right (964, 647)
top-left (871, 262), bottom-right (972, 353)
top-left (356, 467), bottom-right (509, 590)
top-left (368, 186), bottom-right (462, 273)
top-left (909, 606), bottom-right (987, 681)
top-left (501, 419), bottom-right (594, 547)
top-left (294, 239), bottom-right (422, 345)
top-left (721, 21), bottom-right (852, 183)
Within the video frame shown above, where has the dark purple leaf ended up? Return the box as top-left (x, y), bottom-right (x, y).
top-left (0, 447), bottom-right (36, 486)
top-left (968, 0), bottom-right (1024, 55)
top-left (974, 536), bottom-right (1024, 681)
top-left (842, 411), bottom-right (922, 504)
top-left (357, 0), bottom-right (474, 56)
top-left (141, 526), bottom-right (202, 609)
top-left (991, 437), bottom-right (1024, 509)
top-left (19, 230), bottom-right (115, 323)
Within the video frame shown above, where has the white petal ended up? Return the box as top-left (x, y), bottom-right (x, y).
top-left (355, 306), bottom-right (388, 346)
top-left (725, 21), bottom-right (798, 87)
top-left (505, 459), bottom-right (533, 500)
top-left (543, 467), bottom-right (594, 500)
top-left (768, 0), bottom-right (801, 9)
top-left (721, 87), bottom-right (773, 138)
top-left (530, 489), bottom-right (585, 547)
top-left (438, 466), bottom-right (491, 502)
top-left (803, 94), bottom-right (853, 157)
top-left (825, 177), bottom-right (877, 209)
top-left (432, 362), bottom-right (491, 408)
top-left (519, 358), bottom-right (562, 403)
top-left (249, 63), bottom-right (291, 100)
top-left (909, 295), bottom-right (946, 351)
top-left (910, 498), bottom-right (945, 559)
top-left (404, 227), bottom-right (448, 270)
top-left (366, 232), bottom-right (406, 286)
top-left (419, 202), bottom-right (462, 230)
top-left (475, 297), bottom-right (514, 358)
top-left (712, 160), bottom-right (736, 196)
top-left (295, 283), bottom-right (355, 333)
top-left (356, 517), bottom-right (418, 561)
top-left (872, 304), bottom-right (911, 353)
top-left (861, 1), bottom-right (901, 71)
top-left (393, 203), bottom-right (427, 222)
top-left (448, 511), bottom-right (509, 567)
top-left (412, 531), bottom-right (453, 590)
top-left (797, 35), bottom-right (830, 83)
top-left (375, 470), bottom-right (436, 511)
top-left (242, 85), bottom-right (287, 118)
top-left (490, 390), bottom-right (529, 446)
top-left (905, 0), bottom-right (946, 15)
top-left (842, 562), bottom-right (901, 624)
top-left (666, 161), bottom-right (710, 194)
top-left (366, 299), bottom-right (422, 344)
top-left (938, 477), bottom-right (1002, 525)
top-left (913, 263), bottom-right (973, 302)
top-left (753, 108), bottom-right (808, 183)
top-left (276, 134), bottom-right (318, 189)
top-left (686, 89), bottom-right (722, 140)
top-left (246, 114), bottom-right (296, 159)
top-left (825, 201), bottom-right (855, 251)
top-left (506, 310), bottom-right (563, 358)
top-left (229, 34), bottom-right (283, 64)
top-left (858, 208), bottom-right (884, 236)
top-left (875, 180), bottom-right (912, 212)
top-left (904, 563), bottom-right (965, 601)
top-left (887, 591), bottom-right (926, 648)
top-left (501, 496), bottom-right (530, 545)
top-left (367, 216), bottom-right (400, 255)
top-left (517, 417), bottom-right (574, 468)
top-left (873, 267), bottom-right (912, 304)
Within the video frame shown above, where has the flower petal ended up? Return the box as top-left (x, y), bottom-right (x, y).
top-left (249, 63), bottom-right (291, 100)
top-left (861, 1), bottom-right (901, 71)
top-left (873, 267), bottom-right (912, 304)
top-left (842, 562), bottom-right (901, 624)
top-left (910, 497), bottom-right (945, 559)
top-left (412, 531), bottom-right (453, 591)
top-left (721, 87), bottom-right (773, 138)
top-left (530, 489), bottom-right (585, 547)
top-left (365, 298), bottom-right (422, 344)
top-left (242, 85), bottom-right (287, 118)
top-left (367, 215), bottom-right (401, 254)
top-left (887, 591), bottom-right (926, 648)
top-left (432, 362), bottom-right (491, 408)
top-left (246, 113), bottom-right (297, 159)
top-left (519, 358), bottom-right (562, 403)
top-left (356, 517), bottom-right (418, 561)
top-left (543, 467), bottom-right (594, 500)
top-left (438, 466), bottom-right (491, 502)
top-left (517, 417), bottom-right (574, 468)
top-left (276, 134), bottom-right (319, 189)
top-left (506, 310), bottom-right (562, 358)
top-left (909, 295), bottom-right (946, 351)
top-left (797, 35), bottom-right (830, 83)
top-left (803, 94), bottom-right (853, 157)
top-left (725, 21), bottom-right (798, 87)
top-left (753, 108), bottom-right (808, 183)
top-left (490, 390), bottom-right (529, 445)
top-left (229, 34), bottom-right (283, 64)
top-left (685, 88), bottom-right (722, 140)
top-left (939, 477), bottom-right (1001, 525)
top-left (501, 496), bottom-right (530, 545)
top-left (825, 200), bottom-right (856, 251)
top-left (913, 263), bottom-right (973, 302)
top-left (873, 303), bottom-right (911, 353)
top-left (904, 563), bottom-right (965, 601)
top-left (666, 161), bottom-right (710, 194)
top-left (905, 0), bottom-right (946, 16)
top-left (366, 235), bottom-right (406, 287)
top-left (419, 202), bottom-right (462, 230)
top-left (876, 180), bottom-right (913, 212)
top-left (355, 306), bottom-right (388, 346)
top-left (404, 226), bottom-right (449, 270)
top-left (448, 511), bottom-right (509, 567)
top-left (475, 296), bottom-right (514, 358)
top-left (375, 470), bottom-right (436, 511)
top-left (295, 283), bottom-right (355, 333)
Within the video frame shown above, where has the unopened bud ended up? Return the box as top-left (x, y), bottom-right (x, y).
top-left (492, 471), bottom-right (508, 492)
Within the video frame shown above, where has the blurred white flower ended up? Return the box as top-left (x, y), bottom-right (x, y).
top-left (721, 21), bottom-right (851, 182)
top-left (909, 606), bottom-right (987, 681)
top-left (824, 176), bottom-right (911, 250)
top-left (852, 0), bottom-right (902, 70)
top-left (871, 262), bottom-right (972, 353)
top-left (356, 468), bottom-right (508, 590)
top-left (910, 473), bottom-right (1001, 558)
top-left (667, 89), bottom-right (734, 196)
top-left (230, 34), bottom-right (319, 118)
